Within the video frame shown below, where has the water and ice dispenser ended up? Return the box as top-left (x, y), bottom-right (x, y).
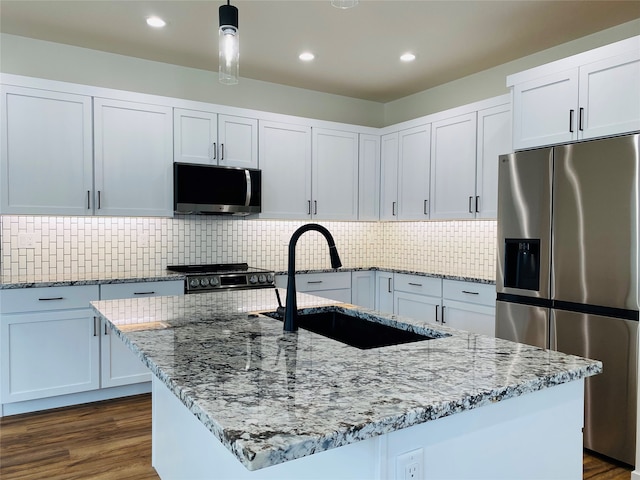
top-left (503, 239), bottom-right (540, 291)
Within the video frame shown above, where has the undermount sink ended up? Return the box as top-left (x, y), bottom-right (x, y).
top-left (263, 307), bottom-right (446, 350)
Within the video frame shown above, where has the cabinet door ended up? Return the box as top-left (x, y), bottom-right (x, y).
top-left (312, 128), bottom-right (359, 220)
top-left (358, 134), bottom-right (380, 221)
top-left (0, 310), bottom-right (100, 403)
top-left (476, 104), bottom-right (511, 219)
top-left (398, 125), bottom-right (431, 220)
top-left (442, 300), bottom-right (495, 337)
top-left (94, 98), bottom-right (173, 217)
top-left (375, 272), bottom-right (394, 314)
top-left (1, 86), bottom-right (93, 215)
top-left (99, 280), bottom-right (184, 388)
top-left (512, 69), bottom-right (579, 149)
top-left (259, 121), bottom-right (312, 219)
top-left (578, 49), bottom-right (640, 140)
top-left (351, 271), bottom-right (375, 309)
top-left (173, 108), bottom-right (218, 165)
top-left (394, 291), bottom-right (440, 325)
top-left (380, 133), bottom-right (399, 220)
top-left (218, 115), bottom-right (258, 168)
top-left (430, 113), bottom-right (477, 219)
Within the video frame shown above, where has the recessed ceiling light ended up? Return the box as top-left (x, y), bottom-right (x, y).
top-left (400, 53), bottom-right (416, 62)
top-left (299, 52), bottom-right (315, 62)
top-left (146, 16), bottom-right (166, 28)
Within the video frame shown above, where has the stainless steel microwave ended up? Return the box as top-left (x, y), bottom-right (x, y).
top-left (173, 163), bottom-right (261, 216)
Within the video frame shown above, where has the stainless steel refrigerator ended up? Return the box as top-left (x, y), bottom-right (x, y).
top-left (496, 133), bottom-right (639, 466)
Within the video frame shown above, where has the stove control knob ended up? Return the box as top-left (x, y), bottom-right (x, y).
top-left (258, 274), bottom-right (267, 284)
top-left (200, 277), bottom-right (210, 287)
top-left (249, 274), bottom-right (258, 284)
top-left (189, 278), bottom-right (200, 288)
top-left (266, 273), bottom-right (274, 284)
top-left (210, 276), bottom-right (220, 287)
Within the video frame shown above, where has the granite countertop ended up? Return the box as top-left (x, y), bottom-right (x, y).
top-left (90, 288), bottom-right (601, 471)
top-left (0, 266), bottom-right (494, 289)
top-left (0, 269), bottom-right (186, 289)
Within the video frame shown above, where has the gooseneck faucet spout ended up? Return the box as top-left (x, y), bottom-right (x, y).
top-left (284, 224), bottom-right (342, 332)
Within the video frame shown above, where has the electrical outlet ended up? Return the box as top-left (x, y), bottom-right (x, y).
top-left (396, 448), bottom-right (423, 480)
top-left (17, 232), bottom-right (39, 249)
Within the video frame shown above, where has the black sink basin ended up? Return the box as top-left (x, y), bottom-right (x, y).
top-left (263, 308), bottom-right (443, 349)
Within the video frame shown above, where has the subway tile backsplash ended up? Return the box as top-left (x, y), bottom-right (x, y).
top-left (0, 216), bottom-right (497, 281)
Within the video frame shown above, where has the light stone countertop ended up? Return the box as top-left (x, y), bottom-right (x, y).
top-left (0, 266), bottom-right (494, 289)
top-left (90, 288), bottom-right (601, 471)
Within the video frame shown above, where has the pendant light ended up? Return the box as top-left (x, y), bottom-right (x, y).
top-left (219, 0), bottom-right (239, 85)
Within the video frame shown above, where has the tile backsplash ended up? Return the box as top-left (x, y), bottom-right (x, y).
top-left (0, 216), bottom-right (496, 280)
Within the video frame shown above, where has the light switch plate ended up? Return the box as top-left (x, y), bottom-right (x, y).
top-left (17, 232), bottom-right (39, 249)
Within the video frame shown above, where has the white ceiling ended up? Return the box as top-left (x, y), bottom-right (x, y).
top-left (1, 0), bottom-right (639, 102)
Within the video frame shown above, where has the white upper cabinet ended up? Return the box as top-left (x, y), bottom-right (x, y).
top-left (430, 112), bottom-right (477, 219)
top-left (358, 134), bottom-right (380, 221)
top-left (380, 132), bottom-right (399, 220)
top-left (259, 120), bottom-right (312, 219)
top-left (173, 108), bottom-right (217, 164)
top-left (94, 98), bottom-right (173, 217)
top-left (311, 128), bottom-right (359, 221)
top-left (1, 86), bottom-right (93, 215)
top-left (218, 114), bottom-right (258, 168)
top-left (578, 50), bottom-right (640, 139)
top-left (173, 108), bottom-right (258, 168)
top-left (509, 36), bottom-right (640, 150)
top-left (476, 103), bottom-right (512, 219)
top-left (397, 124), bottom-right (431, 220)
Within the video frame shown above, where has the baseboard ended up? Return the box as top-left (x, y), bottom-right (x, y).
top-left (631, 469), bottom-right (640, 480)
top-left (0, 382), bottom-right (151, 417)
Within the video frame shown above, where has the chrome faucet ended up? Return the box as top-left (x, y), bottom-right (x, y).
top-left (284, 224), bottom-right (342, 332)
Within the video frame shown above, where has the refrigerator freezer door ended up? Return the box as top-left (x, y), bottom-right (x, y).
top-left (495, 300), bottom-right (548, 349)
top-left (496, 149), bottom-right (553, 299)
top-left (551, 308), bottom-right (638, 466)
top-left (552, 134), bottom-right (639, 310)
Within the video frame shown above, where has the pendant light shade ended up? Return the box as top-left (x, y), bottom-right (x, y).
top-left (219, 1), bottom-right (239, 85)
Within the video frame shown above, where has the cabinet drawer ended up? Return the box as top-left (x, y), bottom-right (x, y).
top-left (292, 272), bottom-right (351, 293)
top-left (442, 280), bottom-right (495, 306)
top-left (100, 280), bottom-right (184, 300)
top-left (0, 285), bottom-right (99, 313)
top-left (393, 274), bottom-right (441, 297)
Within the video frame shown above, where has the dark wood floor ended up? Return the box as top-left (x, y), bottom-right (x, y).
top-left (0, 393), bottom-right (634, 479)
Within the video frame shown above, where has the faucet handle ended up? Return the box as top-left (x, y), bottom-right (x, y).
top-left (275, 289), bottom-right (285, 317)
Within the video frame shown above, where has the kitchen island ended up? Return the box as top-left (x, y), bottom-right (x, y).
top-left (91, 289), bottom-right (601, 480)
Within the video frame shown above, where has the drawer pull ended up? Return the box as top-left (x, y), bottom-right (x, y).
top-left (307, 281), bottom-right (323, 284)
top-left (93, 317), bottom-right (98, 337)
top-left (38, 297), bottom-right (64, 301)
top-left (442, 306), bottom-right (446, 324)
top-left (133, 291), bottom-right (156, 295)
top-left (462, 290), bottom-right (479, 295)
top-left (408, 282), bottom-right (422, 287)
top-left (435, 304), bottom-right (439, 323)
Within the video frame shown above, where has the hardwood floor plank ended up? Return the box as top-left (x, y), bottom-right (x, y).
top-left (0, 393), bottom-right (635, 479)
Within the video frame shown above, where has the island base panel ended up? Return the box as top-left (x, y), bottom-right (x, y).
top-left (152, 376), bottom-right (585, 479)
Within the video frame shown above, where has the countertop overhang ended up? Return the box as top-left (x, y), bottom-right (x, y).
top-left (90, 288), bottom-right (601, 471)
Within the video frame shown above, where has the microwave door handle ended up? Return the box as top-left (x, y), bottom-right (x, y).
top-left (244, 170), bottom-right (252, 206)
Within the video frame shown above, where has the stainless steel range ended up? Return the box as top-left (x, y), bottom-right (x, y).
top-left (167, 263), bottom-right (275, 293)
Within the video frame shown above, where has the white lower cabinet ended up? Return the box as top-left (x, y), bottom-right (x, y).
top-left (0, 280), bottom-right (184, 415)
top-left (0, 285), bottom-right (100, 404)
top-left (276, 272), bottom-right (351, 303)
top-left (393, 274), bottom-right (442, 325)
top-left (441, 280), bottom-right (496, 336)
top-left (99, 280), bottom-right (184, 388)
top-left (350, 271), bottom-right (375, 309)
top-left (375, 272), bottom-right (394, 314)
